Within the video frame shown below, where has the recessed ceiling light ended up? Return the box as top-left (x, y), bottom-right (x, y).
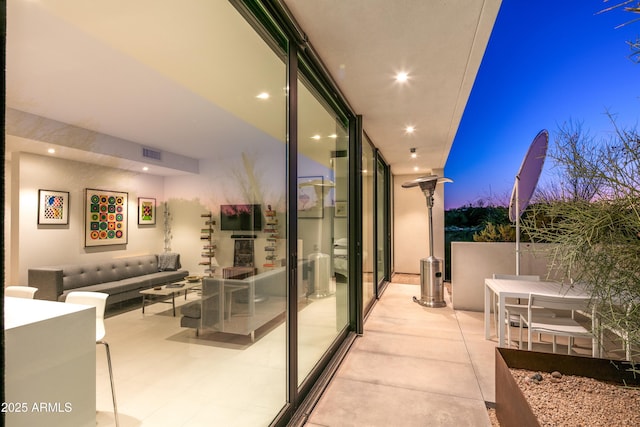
top-left (413, 166), bottom-right (419, 172)
top-left (395, 72), bottom-right (409, 83)
top-left (256, 92), bottom-right (270, 100)
top-left (329, 134), bottom-right (337, 139)
top-left (47, 148), bottom-right (56, 154)
top-left (405, 126), bottom-right (415, 134)
top-left (311, 134), bottom-right (321, 140)
top-left (142, 166), bottom-right (149, 172)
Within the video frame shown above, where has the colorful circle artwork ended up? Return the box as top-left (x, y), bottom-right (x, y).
top-left (86, 191), bottom-right (127, 245)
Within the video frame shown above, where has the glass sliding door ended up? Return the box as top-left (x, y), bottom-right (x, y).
top-left (362, 135), bottom-right (376, 312)
top-left (376, 156), bottom-right (390, 289)
top-left (6, 0), bottom-right (367, 423)
top-left (296, 76), bottom-right (350, 385)
top-left (6, 2), bottom-right (290, 425)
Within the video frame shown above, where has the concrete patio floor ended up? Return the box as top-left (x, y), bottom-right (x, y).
top-left (303, 281), bottom-right (497, 427)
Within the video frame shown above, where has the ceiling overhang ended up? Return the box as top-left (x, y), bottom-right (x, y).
top-left (5, 0), bottom-right (501, 177)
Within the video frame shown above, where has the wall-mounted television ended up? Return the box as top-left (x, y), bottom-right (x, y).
top-left (220, 204), bottom-right (263, 231)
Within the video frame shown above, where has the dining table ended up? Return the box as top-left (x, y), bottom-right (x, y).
top-left (484, 277), bottom-right (592, 348)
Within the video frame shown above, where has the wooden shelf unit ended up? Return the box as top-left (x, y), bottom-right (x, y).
top-left (263, 205), bottom-right (279, 268)
top-left (199, 212), bottom-right (217, 276)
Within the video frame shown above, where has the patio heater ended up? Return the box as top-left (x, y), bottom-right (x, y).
top-left (402, 175), bottom-right (452, 308)
top-left (298, 178), bottom-right (335, 298)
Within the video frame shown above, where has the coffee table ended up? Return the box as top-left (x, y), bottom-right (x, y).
top-left (140, 280), bottom-right (201, 316)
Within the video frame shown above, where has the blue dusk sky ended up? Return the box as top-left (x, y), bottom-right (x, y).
top-left (445, 0), bottom-right (640, 210)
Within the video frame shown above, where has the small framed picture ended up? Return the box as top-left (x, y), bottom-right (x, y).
top-left (38, 190), bottom-right (70, 225)
top-left (335, 201), bottom-right (347, 217)
top-left (138, 197), bottom-right (156, 225)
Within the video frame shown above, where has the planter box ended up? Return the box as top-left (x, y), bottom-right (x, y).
top-left (495, 347), bottom-right (640, 427)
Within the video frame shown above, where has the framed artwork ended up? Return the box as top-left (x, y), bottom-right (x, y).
top-left (84, 188), bottom-right (128, 247)
top-left (335, 201), bottom-right (347, 217)
top-left (38, 190), bottom-right (69, 225)
top-left (138, 197), bottom-right (156, 225)
top-left (298, 176), bottom-right (324, 218)
top-left (233, 239), bottom-right (255, 267)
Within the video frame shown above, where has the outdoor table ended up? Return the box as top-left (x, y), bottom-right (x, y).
top-left (484, 277), bottom-right (591, 348)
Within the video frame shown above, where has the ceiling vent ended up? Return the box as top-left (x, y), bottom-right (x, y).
top-left (142, 147), bottom-right (162, 161)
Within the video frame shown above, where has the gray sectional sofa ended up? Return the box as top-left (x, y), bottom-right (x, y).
top-left (28, 254), bottom-right (188, 305)
top-left (181, 267), bottom-right (287, 341)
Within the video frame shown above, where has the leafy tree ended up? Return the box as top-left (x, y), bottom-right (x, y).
top-left (445, 205), bottom-right (510, 229)
top-left (472, 222), bottom-right (516, 242)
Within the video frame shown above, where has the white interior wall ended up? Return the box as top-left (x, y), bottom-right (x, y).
top-left (7, 137), bottom-right (290, 285)
top-left (161, 151), bottom-right (344, 275)
top-left (392, 173), bottom-right (446, 274)
top-left (12, 152), bottom-right (165, 285)
top-left (163, 149), bottom-right (288, 276)
top-left (8, 149), bottom-right (438, 286)
top-left (6, 130), bottom-right (351, 285)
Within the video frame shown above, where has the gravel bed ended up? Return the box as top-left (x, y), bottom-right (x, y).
top-left (490, 368), bottom-right (640, 426)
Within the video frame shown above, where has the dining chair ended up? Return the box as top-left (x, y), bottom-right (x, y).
top-left (5, 285), bottom-right (38, 299)
top-left (65, 291), bottom-right (119, 427)
top-left (519, 293), bottom-right (596, 357)
top-left (492, 274), bottom-right (554, 347)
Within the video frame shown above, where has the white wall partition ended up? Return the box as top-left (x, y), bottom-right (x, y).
top-left (450, 242), bottom-right (563, 311)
